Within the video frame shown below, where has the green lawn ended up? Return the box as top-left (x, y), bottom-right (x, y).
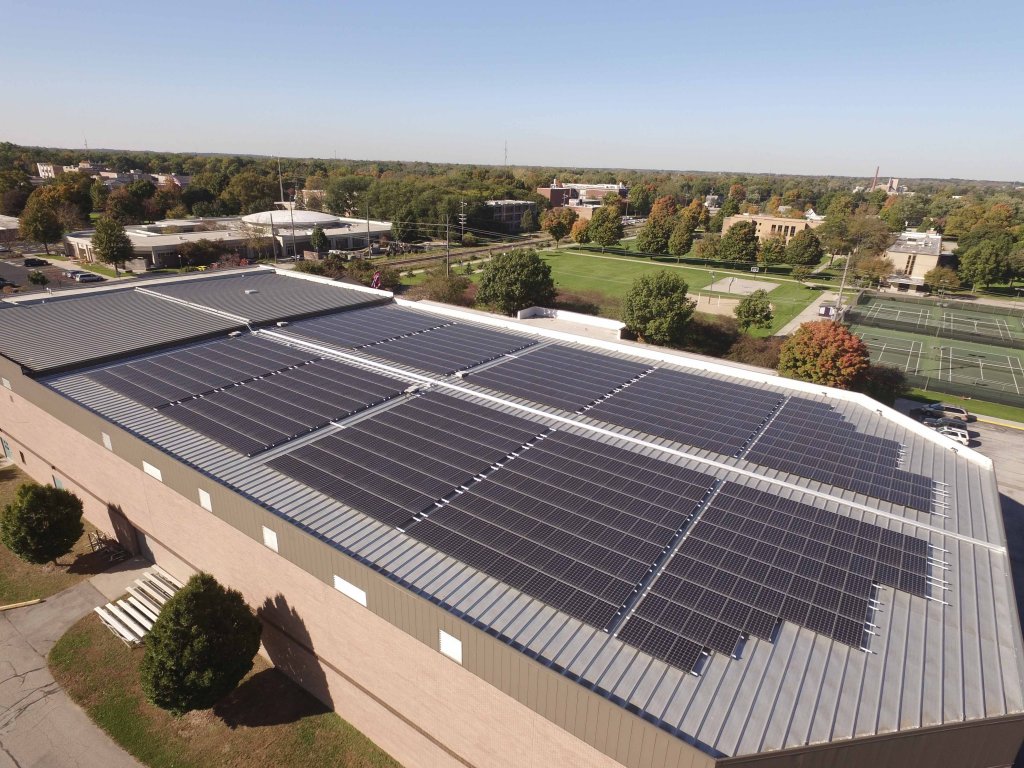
top-left (538, 249), bottom-right (820, 334)
top-left (0, 464), bottom-right (103, 605)
top-left (49, 614), bottom-right (402, 768)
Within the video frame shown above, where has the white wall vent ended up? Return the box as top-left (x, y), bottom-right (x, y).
top-left (101, 432), bottom-right (112, 451)
top-left (261, 525), bottom-right (279, 552)
top-left (333, 575), bottom-right (367, 607)
top-left (439, 630), bottom-right (463, 665)
top-left (142, 461), bottom-right (163, 482)
top-left (1, 377), bottom-right (10, 390)
top-left (198, 488), bottom-right (212, 512)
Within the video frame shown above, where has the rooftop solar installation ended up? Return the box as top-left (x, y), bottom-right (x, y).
top-left (586, 368), bottom-right (784, 456)
top-left (161, 359), bottom-right (405, 456)
top-left (266, 392), bottom-right (544, 528)
top-left (281, 304), bottom-right (452, 349)
top-left (745, 398), bottom-right (934, 511)
top-left (361, 322), bottom-right (537, 374)
top-left (620, 483), bottom-right (931, 672)
top-left (464, 344), bottom-right (652, 412)
top-left (407, 431), bottom-right (716, 628)
top-left (87, 335), bottom-right (317, 407)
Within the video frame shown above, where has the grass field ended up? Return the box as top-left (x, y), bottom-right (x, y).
top-left (906, 389), bottom-right (1024, 424)
top-left (49, 613), bottom-right (401, 768)
top-left (0, 463), bottom-right (103, 605)
top-left (539, 250), bottom-right (819, 335)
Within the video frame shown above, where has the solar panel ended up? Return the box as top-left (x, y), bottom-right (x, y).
top-left (406, 431), bottom-right (716, 629)
top-left (266, 392), bottom-right (545, 527)
top-left (745, 398), bottom-right (933, 511)
top-left (465, 345), bottom-right (651, 412)
top-left (362, 323), bottom-right (537, 374)
top-left (587, 368), bottom-right (783, 457)
top-left (281, 304), bottom-right (451, 349)
top-left (619, 482), bottom-right (931, 671)
top-left (88, 334), bottom-right (317, 407)
top-left (162, 359), bottom-right (405, 455)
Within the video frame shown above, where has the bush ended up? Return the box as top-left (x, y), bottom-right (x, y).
top-left (476, 249), bottom-right (555, 316)
top-left (140, 572), bottom-right (262, 716)
top-left (778, 320), bottom-right (870, 388)
top-left (416, 268), bottom-right (472, 305)
top-left (725, 335), bottom-right (785, 369)
top-left (680, 314), bottom-right (740, 357)
top-left (1, 483), bottom-right (84, 565)
top-left (461, 232), bottom-right (478, 247)
top-left (855, 364), bottom-right (910, 406)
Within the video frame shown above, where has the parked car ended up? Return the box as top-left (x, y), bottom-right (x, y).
top-left (935, 425), bottom-right (971, 446)
top-left (22, 257), bottom-right (49, 267)
top-left (62, 268), bottom-right (85, 279)
top-left (923, 417), bottom-right (970, 430)
top-left (74, 272), bottom-right (105, 283)
top-left (0, 244), bottom-right (11, 253)
top-left (910, 403), bottom-right (973, 422)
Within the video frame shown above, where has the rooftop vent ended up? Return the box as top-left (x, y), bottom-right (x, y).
top-left (276, 321), bottom-right (288, 327)
top-left (228, 331), bottom-right (242, 337)
top-left (244, 289), bottom-right (259, 295)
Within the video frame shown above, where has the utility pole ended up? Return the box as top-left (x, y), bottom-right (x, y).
top-left (366, 203), bottom-right (371, 258)
top-left (445, 214), bottom-right (451, 277)
top-left (834, 250), bottom-right (853, 322)
top-left (458, 201), bottom-right (467, 241)
top-left (277, 158), bottom-right (285, 203)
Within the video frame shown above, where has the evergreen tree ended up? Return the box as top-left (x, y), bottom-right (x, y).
top-left (0, 483), bottom-right (84, 565)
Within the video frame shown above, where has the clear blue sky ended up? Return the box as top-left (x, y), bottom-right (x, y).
top-left (4, 0), bottom-right (1022, 181)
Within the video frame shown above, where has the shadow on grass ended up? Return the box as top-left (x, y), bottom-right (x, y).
top-left (213, 667), bottom-right (330, 729)
top-left (211, 593), bottom-right (334, 729)
top-left (64, 549), bottom-right (116, 575)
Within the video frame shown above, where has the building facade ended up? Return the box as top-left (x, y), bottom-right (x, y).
top-left (485, 200), bottom-right (537, 233)
top-left (722, 213), bottom-right (824, 244)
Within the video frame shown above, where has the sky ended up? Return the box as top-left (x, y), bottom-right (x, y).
top-left (3, 0), bottom-right (1023, 181)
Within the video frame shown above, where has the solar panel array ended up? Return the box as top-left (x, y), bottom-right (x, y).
top-left (620, 483), bottom-right (931, 672)
top-left (362, 323), bottom-right (537, 374)
top-left (745, 399), bottom-right (933, 511)
top-left (408, 431), bottom-right (716, 628)
top-left (266, 392), bottom-right (543, 528)
top-left (282, 304), bottom-right (451, 349)
top-left (88, 335), bottom-right (316, 407)
top-left (465, 345), bottom-right (651, 412)
top-left (586, 369), bottom-right (784, 456)
top-left (161, 359), bottom-right (405, 456)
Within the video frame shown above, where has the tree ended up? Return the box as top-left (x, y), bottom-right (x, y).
top-left (622, 271), bottom-right (695, 346)
top-left (570, 218), bottom-right (590, 245)
top-left (635, 215), bottom-right (673, 255)
top-left (784, 229), bottom-right (824, 266)
top-left (852, 255), bottom-right (895, 288)
top-left (519, 207), bottom-right (539, 233)
top-left (846, 215), bottom-right (893, 257)
top-left (777, 320), bottom-right (870, 389)
top-left (759, 234), bottom-right (786, 265)
top-left (418, 267), bottom-right (471, 305)
top-left (855, 364), bottom-right (909, 407)
top-left (719, 220), bottom-right (758, 262)
top-left (648, 195), bottom-right (678, 223)
top-left (178, 238), bottom-right (232, 266)
top-left (588, 204), bottom-right (624, 251)
top-left (734, 289), bottom-right (774, 331)
top-left (679, 199), bottom-right (709, 231)
top-left (219, 171), bottom-right (276, 215)
top-left (958, 241), bottom-right (1010, 290)
top-left (476, 249), bottom-right (556, 316)
top-left (105, 187), bottom-right (146, 224)
top-left (27, 270), bottom-right (48, 286)
top-left (19, 195), bottom-right (63, 253)
top-left (627, 183), bottom-right (656, 216)
top-left (140, 572), bottom-right (262, 716)
top-left (0, 483), bottom-right (84, 565)
top-left (92, 216), bottom-right (133, 275)
top-left (693, 233), bottom-right (721, 261)
top-left (668, 221), bottom-right (695, 259)
top-left (310, 223), bottom-right (328, 254)
top-left (541, 207), bottom-right (577, 247)
top-left (90, 178), bottom-right (109, 212)
top-left (708, 210), bottom-right (725, 233)
top-left (923, 266), bottom-right (961, 293)
top-left (791, 265), bottom-right (813, 281)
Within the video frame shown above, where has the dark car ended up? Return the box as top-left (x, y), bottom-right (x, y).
top-left (23, 257), bottom-right (49, 267)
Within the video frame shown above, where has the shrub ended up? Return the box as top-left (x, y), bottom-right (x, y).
top-left (0, 483), bottom-right (84, 565)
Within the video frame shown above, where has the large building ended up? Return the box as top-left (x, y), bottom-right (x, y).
top-left (0, 268), bottom-right (1022, 768)
top-left (484, 199), bottom-right (537, 233)
top-left (884, 230), bottom-right (946, 291)
top-left (63, 210), bottom-right (392, 270)
top-left (722, 213), bottom-right (824, 244)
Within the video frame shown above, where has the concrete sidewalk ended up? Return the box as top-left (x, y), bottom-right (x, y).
top-left (0, 580), bottom-right (142, 768)
top-left (775, 290), bottom-right (837, 336)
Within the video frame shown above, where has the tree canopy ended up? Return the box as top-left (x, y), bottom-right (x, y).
top-left (309, 223), bottom-right (328, 253)
top-left (570, 219), bottom-right (590, 244)
top-left (784, 229), bottom-right (823, 265)
top-left (958, 241), bottom-right (1010, 289)
top-left (778, 320), bottom-right (870, 389)
top-left (92, 216), bottom-right (134, 274)
top-left (0, 483), bottom-right (84, 565)
top-left (667, 221), bottom-right (695, 258)
top-left (734, 289), bottom-right (774, 331)
top-left (588, 204), bottom-right (624, 250)
top-left (140, 572), bottom-right (262, 715)
top-left (18, 194), bottom-right (63, 252)
top-left (719, 220), bottom-right (758, 262)
top-left (923, 266), bottom-right (961, 292)
top-left (476, 249), bottom-right (556, 316)
top-left (622, 271), bottom-right (695, 346)
top-left (540, 207), bottom-right (577, 246)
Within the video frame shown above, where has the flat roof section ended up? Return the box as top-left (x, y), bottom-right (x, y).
top-left (140, 270), bottom-right (389, 324)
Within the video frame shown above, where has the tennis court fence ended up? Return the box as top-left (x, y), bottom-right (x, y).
top-left (844, 306), bottom-right (1024, 351)
top-left (902, 373), bottom-right (1024, 409)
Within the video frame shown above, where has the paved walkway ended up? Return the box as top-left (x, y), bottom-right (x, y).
top-left (775, 291), bottom-right (838, 336)
top-left (0, 580), bottom-right (142, 768)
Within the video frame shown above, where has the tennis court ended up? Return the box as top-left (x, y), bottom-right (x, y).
top-left (853, 295), bottom-right (1024, 347)
top-left (936, 346), bottom-right (1024, 394)
top-left (856, 331), bottom-right (923, 374)
top-left (942, 313), bottom-right (1017, 341)
top-left (861, 302), bottom-right (931, 328)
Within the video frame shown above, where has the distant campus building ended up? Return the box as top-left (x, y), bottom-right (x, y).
top-left (885, 230), bottom-right (949, 293)
top-left (36, 162), bottom-right (191, 190)
top-left (63, 209), bottom-right (392, 271)
top-left (721, 212), bottom-right (825, 244)
top-left (536, 179), bottom-right (629, 220)
top-left (484, 199), bottom-right (537, 234)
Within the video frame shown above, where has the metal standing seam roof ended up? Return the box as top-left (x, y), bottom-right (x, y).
top-left (41, 297), bottom-right (1024, 761)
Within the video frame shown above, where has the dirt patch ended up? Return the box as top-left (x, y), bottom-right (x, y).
top-left (706, 277), bottom-right (779, 295)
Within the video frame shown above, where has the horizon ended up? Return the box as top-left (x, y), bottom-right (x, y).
top-left (4, 0), bottom-right (1023, 182)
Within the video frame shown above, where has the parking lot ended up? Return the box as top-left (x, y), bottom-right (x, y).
top-left (0, 255), bottom-right (108, 294)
